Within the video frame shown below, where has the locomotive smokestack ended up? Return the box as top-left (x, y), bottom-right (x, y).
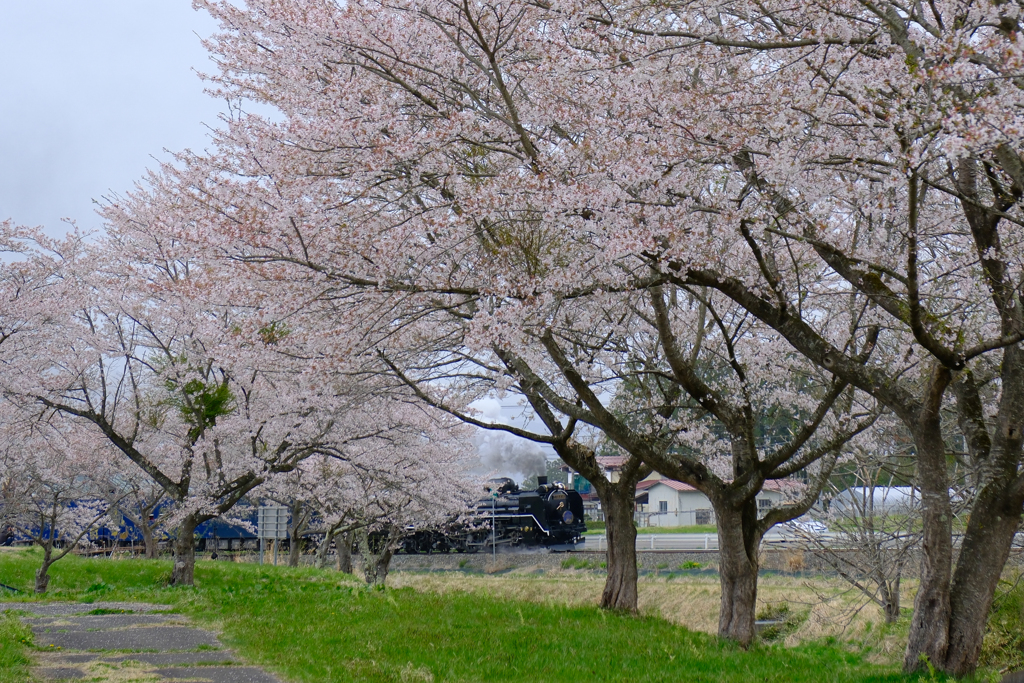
top-left (537, 475), bottom-right (548, 486)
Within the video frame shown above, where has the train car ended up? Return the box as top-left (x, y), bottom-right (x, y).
top-left (473, 475), bottom-right (586, 550)
top-left (392, 476), bottom-right (586, 554)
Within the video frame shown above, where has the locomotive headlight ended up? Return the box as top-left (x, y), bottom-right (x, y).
top-left (562, 510), bottom-right (574, 524)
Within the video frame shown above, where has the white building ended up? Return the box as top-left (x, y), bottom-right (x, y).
top-left (635, 479), bottom-right (789, 527)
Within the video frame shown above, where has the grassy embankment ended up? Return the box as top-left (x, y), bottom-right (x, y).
top-left (0, 546), bottom-right (994, 683)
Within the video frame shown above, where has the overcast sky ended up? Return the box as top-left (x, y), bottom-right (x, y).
top-left (0, 2), bottom-right (223, 237)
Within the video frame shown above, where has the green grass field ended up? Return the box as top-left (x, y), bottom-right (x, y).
top-left (0, 547), bottom-right (950, 682)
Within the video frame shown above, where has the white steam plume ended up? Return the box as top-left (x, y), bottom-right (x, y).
top-left (476, 431), bottom-right (547, 479)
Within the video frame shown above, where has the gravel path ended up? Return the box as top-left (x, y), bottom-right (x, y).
top-left (0, 601), bottom-right (281, 682)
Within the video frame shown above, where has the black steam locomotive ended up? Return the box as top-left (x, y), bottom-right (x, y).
top-left (395, 476), bottom-right (587, 554)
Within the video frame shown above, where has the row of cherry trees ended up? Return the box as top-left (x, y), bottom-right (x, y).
top-left (4, 0), bottom-right (1023, 674)
top-left (0, 221), bottom-right (476, 589)
top-left (84, 0), bottom-right (1019, 675)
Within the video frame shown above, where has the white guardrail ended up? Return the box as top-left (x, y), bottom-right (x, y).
top-left (581, 531), bottom-right (821, 552)
top-left (583, 534), bottom-right (718, 552)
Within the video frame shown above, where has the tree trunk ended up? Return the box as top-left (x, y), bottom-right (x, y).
top-left (170, 515), bottom-right (199, 586)
top-left (881, 578), bottom-right (901, 624)
top-left (941, 344), bottom-right (1024, 676)
top-left (142, 524), bottom-right (158, 560)
top-left (361, 528), bottom-right (397, 587)
top-left (715, 502), bottom-right (760, 647)
top-left (904, 368), bottom-right (954, 672)
top-left (337, 531), bottom-right (353, 574)
top-left (34, 546), bottom-right (54, 594)
top-left (596, 483), bottom-right (639, 612)
top-left (366, 546), bottom-right (395, 586)
top-left (288, 501), bottom-right (304, 568)
top-left (288, 537), bottom-right (301, 567)
top-left (315, 530), bottom-right (334, 569)
top-left (942, 486), bottom-right (1023, 675)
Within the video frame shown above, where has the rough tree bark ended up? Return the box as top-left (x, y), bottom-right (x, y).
top-left (904, 366), bottom-right (954, 671)
top-left (360, 526), bottom-right (399, 587)
top-left (314, 531), bottom-right (335, 569)
top-left (943, 493), bottom-right (1022, 673)
top-left (314, 522), bottom-right (351, 570)
top-left (547, 434), bottom-right (649, 613)
top-left (336, 531), bottom-right (354, 574)
top-left (882, 580), bottom-right (902, 624)
top-left (715, 501), bottom-right (761, 646)
top-left (34, 546), bottom-right (55, 594)
top-left (141, 524), bottom-right (158, 560)
top-left (939, 347), bottom-right (1024, 675)
top-left (364, 545), bottom-right (395, 586)
top-left (170, 515), bottom-right (199, 586)
top-left (591, 481), bottom-right (639, 612)
top-left (287, 500), bottom-right (309, 568)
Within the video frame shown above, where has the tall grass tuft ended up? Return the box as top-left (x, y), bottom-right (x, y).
top-left (979, 571), bottom-right (1024, 673)
top-left (0, 612), bottom-right (34, 683)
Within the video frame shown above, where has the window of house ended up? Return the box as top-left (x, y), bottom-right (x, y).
top-left (659, 500), bottom-right (668, 513)
top-left (758, 498), bottom-right (772, 509)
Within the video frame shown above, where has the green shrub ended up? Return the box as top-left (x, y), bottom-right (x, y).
top-left (561, 557), bottom-right (588, 570)
top-left (756, 602), bottom-right (808, 642)
top-left (561, 557), bottom-right (604, 571)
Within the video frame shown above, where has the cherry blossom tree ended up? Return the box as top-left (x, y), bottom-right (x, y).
top-left (0, 225), bottom-right (358, 585)
top-left (0, 411), bottom-right (120, 593)
top-left (0, 223), bottom-right (87, 372)
top-left (605, 286), bottom-right (878, 644)
top-left (256, 402), bottom-right (477, 578)
top-left (583, 1), bottom-right (1024, 672)
top-left (105, 474), bottom-right (170, 559)
top-left (374, 284), bottom-right (879, 645)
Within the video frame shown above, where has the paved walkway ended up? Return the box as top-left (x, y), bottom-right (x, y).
top-left (0, 601), bottom-right (280, 682)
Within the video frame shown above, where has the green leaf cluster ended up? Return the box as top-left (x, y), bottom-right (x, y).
top-left (164, 370), bottom-right (235, 442)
